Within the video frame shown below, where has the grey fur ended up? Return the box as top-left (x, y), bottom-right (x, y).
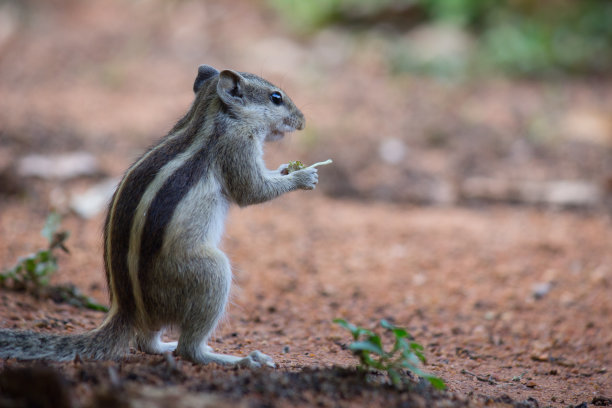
top-left (0, 66), bottom-right (315, 367)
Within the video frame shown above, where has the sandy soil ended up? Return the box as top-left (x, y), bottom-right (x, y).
top-left (1, 194), bottom-right (611, 407)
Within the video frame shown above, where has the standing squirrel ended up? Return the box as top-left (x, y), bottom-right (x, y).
top-left (0, 65), bottom-right (318, 368)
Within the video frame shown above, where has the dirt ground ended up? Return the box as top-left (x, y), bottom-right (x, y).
top-left (1, 1), bottom-right (611, 407)
top-left (1, 196), bottom-right (611, 407)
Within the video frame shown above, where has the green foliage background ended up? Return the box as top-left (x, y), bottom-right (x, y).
top-left (267, 0), bottom-right (612, 77)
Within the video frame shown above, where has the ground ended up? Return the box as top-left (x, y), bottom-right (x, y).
top-left (0, 1), bottom-right (611, 407)
top-left (1, 197), bottom-right (611, 407)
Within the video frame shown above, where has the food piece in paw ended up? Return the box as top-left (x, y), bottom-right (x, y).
top-left (287, 160), bottom-right (305, 173)
top-left (286, 159), bottom-right (333, 174)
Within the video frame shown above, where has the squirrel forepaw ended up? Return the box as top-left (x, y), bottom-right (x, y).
top-left (293, 167), bottom-right (318, 190)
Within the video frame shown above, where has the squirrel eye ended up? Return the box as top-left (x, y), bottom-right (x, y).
top-left (270, 91), bottom-right (283, 105)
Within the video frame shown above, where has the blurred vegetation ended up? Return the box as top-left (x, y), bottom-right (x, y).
top-left (1, 213), bottom-right (108, 312)
top-left (267, 0), bottom-right (612, 77)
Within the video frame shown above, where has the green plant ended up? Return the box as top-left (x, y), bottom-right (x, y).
top-left (1, 213), bottom-right (69, 290)
top-left (1, 213), bottom-right (108, 312)
top-left (334, 318), bottom-right (446, 390)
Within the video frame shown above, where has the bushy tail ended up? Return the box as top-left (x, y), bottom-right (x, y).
top-left (0, 313), bottom-right (133, 361)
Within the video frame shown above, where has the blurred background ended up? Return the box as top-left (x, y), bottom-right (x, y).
top-left (1, 3), bottom-right (611, 402)
top-left (1, 0), bottom-right (611, 211)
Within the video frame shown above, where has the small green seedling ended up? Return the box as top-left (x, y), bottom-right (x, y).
top-left (334, 318), bottom-right (446, 390)
top-left (1, 213), bottom-right (107, 312)
top-left (1, 213), bottom-right (69, 291)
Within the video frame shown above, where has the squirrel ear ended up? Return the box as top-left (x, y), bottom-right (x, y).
top-left (217, 70), bottom-right (245, 103)
top-left (194, 65), bottom-right (219, 93)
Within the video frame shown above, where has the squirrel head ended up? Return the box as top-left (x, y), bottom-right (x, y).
top-left (194, 65), bottom-right (305, 142)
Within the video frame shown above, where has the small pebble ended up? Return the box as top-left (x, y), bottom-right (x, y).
top-left (532, 282), bottom-right (553, 299)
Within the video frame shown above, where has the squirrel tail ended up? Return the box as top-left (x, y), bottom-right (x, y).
top-left (0, 312), bottom-right (133, 361)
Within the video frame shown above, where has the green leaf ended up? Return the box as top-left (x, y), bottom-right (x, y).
top-left (366, 334), bottom-right (383, 351)
top-left (335, 318), bottom-right (384, 341)
top-left (409, 341), bottom-right (424, 351)
top-left (393, 336), bottom-right (408, 355)
top-left (356, 328), bottom-right (376, 339)
top-left (423, 374), bottom-right (447, 390)
top-left (414, 349), bottom-right (427, 364)
top-left (408, 341), bottom-right (426, 363)
top-left (37, 250), bottom-right (51, 262)
top-left (380, 319), bottom-right (394, 330)
top-left (333, 319), bottom-right (357, 333)
top-left (401, 349), bottom-right (424, 366)
top-left (349, 340), bottom-right (385, 356)
top-left (333, 318), bottom-right (359, 338)
top-left (381, 319), bottom-right (410, 339)
top-left (392, 327), bottom-right (409, 338)
top-left (24, 258), bottom-right (37, 273)
top-left (360, 352), bottom-right (385, 370)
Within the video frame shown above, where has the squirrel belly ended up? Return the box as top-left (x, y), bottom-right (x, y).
top-left (0, 65), bottom-right (317, 366)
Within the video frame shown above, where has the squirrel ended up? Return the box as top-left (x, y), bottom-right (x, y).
top-left (0, 65), bottom-right (318, 368)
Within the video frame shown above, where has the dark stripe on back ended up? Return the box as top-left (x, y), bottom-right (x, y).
top-left (105, 132), bottom-right (198, 312)
top-left (137, 120), bottom-right (225, 287)
top-left (103, 92), bottom-right (214, 313)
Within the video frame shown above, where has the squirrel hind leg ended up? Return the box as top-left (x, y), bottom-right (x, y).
top-left (177, 326), bottom-right (275, 367)
top-left (135, 329), bottom-right (177, 354)
top-left (172, 248), bottom-right (273, 367)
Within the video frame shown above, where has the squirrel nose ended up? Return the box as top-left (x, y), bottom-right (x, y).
top-left (296, 112), bottom-right (305, 130)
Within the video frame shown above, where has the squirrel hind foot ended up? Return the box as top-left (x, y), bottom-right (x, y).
top-left (186, 348), bottom-right (276, 368)
top-left (175, 339), bottom-right (275, 368)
